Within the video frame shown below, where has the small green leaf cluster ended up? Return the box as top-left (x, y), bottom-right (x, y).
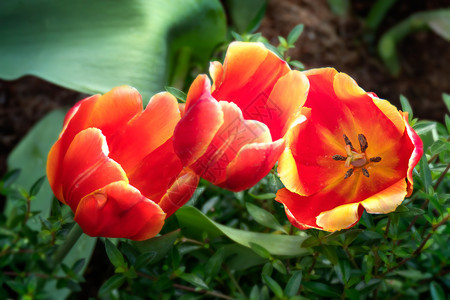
top-left (0, 174), bottom-right (87, 299)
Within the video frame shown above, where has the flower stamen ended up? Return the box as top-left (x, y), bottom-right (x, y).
top-left (333, 133), bottom-right (382, 179)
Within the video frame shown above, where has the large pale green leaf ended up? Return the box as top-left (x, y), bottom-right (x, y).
top-left (6, 110), bottom-right (66, 224)
top-left (176, 206), bottom-right (309, 257)
top-left (0, 0), bottom-right (226, 101)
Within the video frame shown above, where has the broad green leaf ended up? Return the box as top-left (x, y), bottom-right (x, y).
top-left (284, 271), bottom-right (302, 297)
top-left (400, 95), bottom-right (413, 121)
top-left (132, 229), bottom-right (180, 264)
top-left (419, 156), bottom-right (432, 194)
top-left (250, 242), bottom-right (272, 259)
top-left (6, 110), bottom-right (66, 225)
top-left (176, 206), bottom-right (309, 257)
top-left (287, 24), bottom-right (304, 45)
top-left (302, 281), bottom-right (341, 298)
top-left (246, 202), bottom-right (287, 233)
top-left (98, 274), bottom-right (126, 298)
top-left (327, 0), bottom-right (350, 16)
top-left (165, 86), bottom-right (187, 103)
top-left (105, 239), bottom-right (126, 268)
top-left (262, 274), bottom-right (284, 298)
top-left (378, 9), bottom-right (450, 76)
top-left (442, 93), bottom-right (450, 112)
top-left (205, 247), bottom-right (225, 280)
top-left (430, 281), bottom-right (445, 300)
top-left (0, 0), bottom-right (226, 102)
top-left (179, 273), bottom-right (209, 290)
top-left (222, 244), bottom-right (266, 271)
top-left (224, 0), bottom-right (267, 33)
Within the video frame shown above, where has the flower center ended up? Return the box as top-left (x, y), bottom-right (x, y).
top-left (332, 134), bottom-right (381, 179)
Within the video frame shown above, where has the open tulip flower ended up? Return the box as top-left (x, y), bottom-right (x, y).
top-left (173, 42), bottom-right (309, 191)
top-left (47, 86), bottom-right (199, 240)
top-left (276, 68), bottom-right (423, 231)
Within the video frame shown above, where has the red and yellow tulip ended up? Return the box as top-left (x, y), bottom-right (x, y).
top-left (276, 68), bottom-right (423, 231)
top-left (173, 42), bottom-right (309, 191)
top-left (47, 86), bottom-right (199, 240)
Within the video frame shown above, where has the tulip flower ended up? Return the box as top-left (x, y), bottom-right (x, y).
top-left (173, 42), bottom-right (309, 191)
top-left (47, 86), bottom-right (199, 240)
top-left (276, 68), bottom-right (423, 231)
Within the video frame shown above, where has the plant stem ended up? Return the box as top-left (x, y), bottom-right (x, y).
top-left (52, 223), bottom-right (84, 267)
top-left (172, 283), bottom-right (233, 300)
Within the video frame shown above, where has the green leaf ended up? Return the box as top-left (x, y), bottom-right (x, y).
top-left (179, 273), bottom-right (209, 290)
top-left (285, 271), bottom-right (302, 297)
top-left (105, 239), bottom-right (126, 268)
top-left (134, 252), bottom-right (157, 269)
top-left (262, 274), bottom-right (284, 298)
top-left (272, 259), bottom-right (287, 275)
top-left (289, 60), bottom-right (305, 71)
top-left (302, 281), bottom-right (341, 298)
top-left (287, 24), bottom-right (304, 45)
top-left (378, 9), bottom-right (450, 76)
top-left (29, 176), bottom-right (46, 197)
top-left (327, 0), bottom-right (350, 16)
top-left (132, 229), bottom-right (179, 264)
top-left (250, 242), bottom-right (272, 259)
top-left (419, 156), bottom-right (432, 194)
top-left (1, 169), bottom-right (21, 189)
top-left (176, 206), bottom-right (309, 257)
top-left (400, 95), bottom-right (413, 121)
top-left (165, 86), bottom-right (187, 103)
top-left (335, 259), bottom-right (351, 284)
top-left (205, 247), bottom-right (225, 280)
top-left (6, 110), bottom-right (66, 228)
top-left (246, 202), bottom-right (287, 233)
top-left (98, 274), bottom-right (126, 297)
top-left (430, 281), bottom-right (445, 300)
top-left (0, 0), bottom-right (226, 102)
top-left (430, 139), bottom-right (449, 156)
top-left (224, 0), bottom-right (267, 33)
top-left (443, 93), bottom-right (450, 112)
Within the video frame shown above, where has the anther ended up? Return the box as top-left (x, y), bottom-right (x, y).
top-left (333, 155), bottom-right (347, 161)
top-left (370, 157), bottom-right (381, 162)
top-left (344, 168), bottom-right (354, 179)
top-left (343, 134), bottom-right (356, 151)
top-left (358, 134), bottom-right (368, 152)
top-left (362, 168), bottom-right (370, 177)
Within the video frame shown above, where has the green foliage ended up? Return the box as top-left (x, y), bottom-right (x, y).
top-left (378, 8), bottom-right (450, 75)
top-left (0, 0), bottom-right (226, 102)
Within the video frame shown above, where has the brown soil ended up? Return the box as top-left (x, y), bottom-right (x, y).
top-left (1, 0), bottom-right (449, 179)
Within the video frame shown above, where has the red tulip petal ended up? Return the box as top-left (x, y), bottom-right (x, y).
top-left (189, 101), bottom-right (272, 185)
top-left (47, 139), bottom-right (65, 203)
top-left (184, 75), bottom-right (213, 112)
top-left (211, 43), bottom-right (290, 128)
top-left (260, 70), bottom-right (309, 140)
top-left (127, 138), bottom-right (183, 202)
top-left (360, 179), bottom-right (407, 214)
top-left (219, 139), bottom-right (284, 191)
top-left (60, 128), bottom-right (127, 210)
top-left (275, 188), bottom-right (321, 229)
top-left (75, 181), bottom-right (166, 241)
top-left (402, 112), bottom-right (423, 196)
top-left (108, 92), bottom-right (180, 173)
top-left (174, 89), bottom-right (224, 167)
top-left (158, 168), bottom-right (200, 217)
